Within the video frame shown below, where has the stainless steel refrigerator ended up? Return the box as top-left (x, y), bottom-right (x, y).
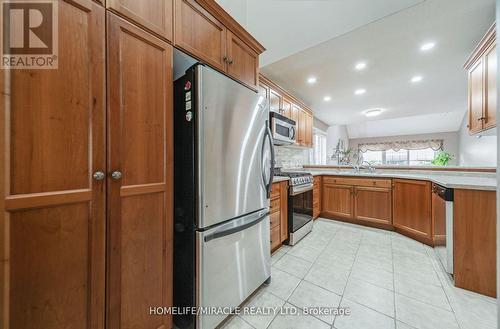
top-left (173, 64), bottom-right (274, 329)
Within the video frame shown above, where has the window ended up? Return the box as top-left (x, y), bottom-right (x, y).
top-left (386, 149), bottom-right (408, 166)
top-left (309, 130), bottom-right (327, 165)
top-left (409, 148), bottom-right (437, 165)
top-left (361, 147), bottom-right (438, 166)
top-left (362, 150), bottom-right (383, 165)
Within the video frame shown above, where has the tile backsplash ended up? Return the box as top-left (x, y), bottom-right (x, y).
top-left (275, 146), bottom-right (309, 169)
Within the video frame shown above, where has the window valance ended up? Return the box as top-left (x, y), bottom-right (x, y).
top-left (358, 139), bottom-right (443, 153)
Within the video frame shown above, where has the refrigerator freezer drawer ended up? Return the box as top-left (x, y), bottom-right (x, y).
top-left (196, 212), bottom-right (271, 329)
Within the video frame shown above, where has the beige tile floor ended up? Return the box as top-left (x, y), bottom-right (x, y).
top-left (222, 219), bottom-right (497, 329)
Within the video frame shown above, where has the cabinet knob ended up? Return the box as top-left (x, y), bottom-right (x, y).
top-left (93, 171), bottom-right (105, 181)
top-left (111, 171), bottom-right (122, 180)
top-left (223, 56), bottom-right (228, 63)
top-left (228, 58), bottom-right (234, 64)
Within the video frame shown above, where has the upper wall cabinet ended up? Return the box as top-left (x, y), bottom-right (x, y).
top-left (174, 0), bottom-right (226, 71)
top-left (226, 30), bottom-right (259, 88)
top-left (174, 0), bottom-right (264, 90)
top-left (260, 75), bottom-right (315, 148)
top-left (464, 23), bottom-right (496, 134)
top-left (107, 0), bottom-right (173, 41)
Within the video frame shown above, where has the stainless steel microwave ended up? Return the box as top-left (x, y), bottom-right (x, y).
top-left (270, 111), bottom-right (296, 145)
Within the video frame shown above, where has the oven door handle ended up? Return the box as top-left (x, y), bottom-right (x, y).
top-left (290, 185), bottom-right (313, 196)
top-left (261, 123), bottom-right (275, 198)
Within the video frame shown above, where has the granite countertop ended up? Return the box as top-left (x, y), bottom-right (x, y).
top-left (307, 170), bottom-right (496, 191)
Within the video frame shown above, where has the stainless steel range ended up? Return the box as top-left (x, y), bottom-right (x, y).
top-left (274, 169), bottom-right (314, 245)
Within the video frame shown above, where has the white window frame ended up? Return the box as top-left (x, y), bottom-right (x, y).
top-left (309, 128), bottom-right (327, 165)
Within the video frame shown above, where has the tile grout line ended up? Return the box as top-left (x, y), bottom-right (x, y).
top-left (424, 246), bottom-right (465, 329)
top-left (391, 233), bottom-right (397, 328)
top-left (331, 228), bottom-right (363, 329)
top-left (266, 223), bottom-right (341, 329)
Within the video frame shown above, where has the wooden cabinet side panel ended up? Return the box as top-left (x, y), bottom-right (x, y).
top-left (3, 2), bottom-right (106, 328)
top-left (468, 60), bottom-right (485, 133)
top-left (454, 189), bottom-right (496, 297)
top-left (280, 182), bottom-right (289, 242)
top-left (431, 190), bottom-right (446, 246)
top-left (107, 13), bottom-right (173, 329)
top-left (484, 44), bottom-right (497, 129)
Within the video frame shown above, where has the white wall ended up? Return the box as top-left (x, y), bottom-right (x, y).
top-left (349, 131), bottom-right (460, 165)
top-left (457, 115), bottom-right (497, 167)
top-left (215, 0), bottom-right (247, 27)
top-left (326, 124), bottom-right (349, 165)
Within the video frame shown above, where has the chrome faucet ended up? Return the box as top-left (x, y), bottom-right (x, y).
top-left (360, 161), bottom-right (376, 173)
top-left (350, 164), bottom-right (360, 173)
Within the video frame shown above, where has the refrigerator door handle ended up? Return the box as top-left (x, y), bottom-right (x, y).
top-left (204, 211), bottom-right (269, 242)
top-left (261, 122), bottom-right (275, 198)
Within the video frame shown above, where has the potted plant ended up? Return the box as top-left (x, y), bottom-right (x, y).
top-left (431, 151), bottom-right (454, 166)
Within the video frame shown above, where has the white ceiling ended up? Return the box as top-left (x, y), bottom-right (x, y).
top-left (347, 111), bottom-right (465, 139)
top-left (259, 0), bottom-right (495, 136)
top-left (216, 0), bottom-right (425, 66)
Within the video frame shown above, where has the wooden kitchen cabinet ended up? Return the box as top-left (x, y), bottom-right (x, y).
top-left (304, 111), bottom-right (313, 147)
top-left (174, 0), bottom-right (227, 71)
top-left (322, 183), bottom-right (354, 220)
top-left (354, 186), bottom-right (392, 228)
top-left (270, 181), bottom-right (289, 252)
top-left (280, 182), bottom-right (289, 242)
top-left (107, 0), bottom-right (173, 41)
top-left (454, 189), bottom-right (496, 298)
top-left (431, 184), bottom-right (446, 246)
top-left (174, 0), bottom-right (264, 90)
top-left (270, 89), bottom-right (282, 114)
top-left (226, 30), bottom-right (259, 89)
top-left (313, 176), bottom-right (322, 219)
top-left (0, 1), bottom-right (106, 328)
top-left (297, 109), bottom-right (307, 146)
top-left (282, 97), bottom-right (293, 119)
top-left (107, 13), bottom-right (173, 329)
top-left (321, 176), bottom-right (392, 229)
top-left (484, 43), bottom-right (497, 129)
top-left (393, 179), bottom-right (432, 245)
top-left (464, 23), bottom-right (496, 134)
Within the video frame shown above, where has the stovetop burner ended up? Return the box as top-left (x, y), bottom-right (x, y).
top-left (273, 168), bottom-right (313, 186)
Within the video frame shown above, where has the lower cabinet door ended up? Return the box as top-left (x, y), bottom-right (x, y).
top-left (393, 179), bottom-right (432, 244)
top-left (354, 187), bottom-right (392, 227)
top-left (107, 13), bottom-right (173, 329)
top-left (322, 184), bottom-right (354, 220)
top-left (271, 225), bottom-right (281, 251)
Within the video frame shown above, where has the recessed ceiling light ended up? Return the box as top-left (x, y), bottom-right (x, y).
top-left (411, 75), bottom-right (423, 83)
top-left (364, 108), bottom-right (384, 117)
top-left (355, 62), bottom-right (367, 70)
top-left (307, 76), bottom-right (317, 84)
top-left (354, 89), bottom-right (366, 95)
top-left (420, 42), bottom-right (436, 51)
top-left (323, 96), bottom-right (332, 102)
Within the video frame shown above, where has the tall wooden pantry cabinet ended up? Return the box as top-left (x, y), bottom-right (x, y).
top-left (1, 1), bottom-right (173, 329)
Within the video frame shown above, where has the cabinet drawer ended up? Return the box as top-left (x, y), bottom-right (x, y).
top-left (270, 197), bottom-right (280, 213)
top-left (323, 176), bottom-right (391, 188)
top-left (270, 211), bottom-right (280, 229)
top-left (270, 226), bottom-right (281, 250)
top-left (270, 183), bottom-right (281, 199)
